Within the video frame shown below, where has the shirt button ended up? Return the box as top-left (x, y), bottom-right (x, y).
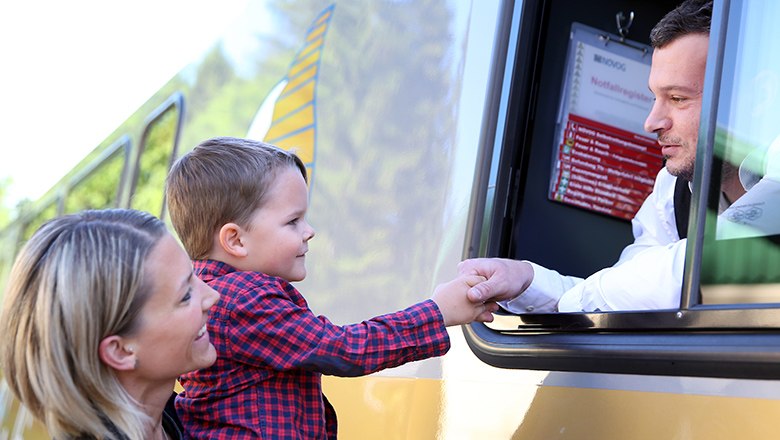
top-left (525, 306), bottom-right (535, 312)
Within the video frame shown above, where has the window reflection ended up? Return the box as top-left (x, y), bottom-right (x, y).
top-left (22, 202), bottom-right (58, 242)
top-left (64, 146), bottom-right (126, 213)
top-left (716, 134), bottom-right (780, 240)
top-left (130, 104), bottom-right (181, 218)
top-left (700, 0), bottom-right (780, 305)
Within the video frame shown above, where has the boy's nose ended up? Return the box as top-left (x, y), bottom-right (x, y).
top-left (304, 221), bottom-right (315, 241)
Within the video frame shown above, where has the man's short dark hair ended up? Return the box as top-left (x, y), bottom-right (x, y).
top-left (650, 0), bottom-right (713, 48)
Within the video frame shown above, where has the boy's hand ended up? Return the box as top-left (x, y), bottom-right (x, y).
top-left (431, 275), bottom-right (499, 326)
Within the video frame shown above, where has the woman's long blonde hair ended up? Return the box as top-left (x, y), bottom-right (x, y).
top-left (0, 209), bottom-right (166, 439)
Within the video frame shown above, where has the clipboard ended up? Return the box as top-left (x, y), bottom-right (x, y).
top-left (548, 22), bottom-right (663, 221)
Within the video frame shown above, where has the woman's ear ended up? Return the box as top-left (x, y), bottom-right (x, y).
top-left (218, 223), bottom-right (248, 258)
top-left (99, 335), bottom-right (136, 371)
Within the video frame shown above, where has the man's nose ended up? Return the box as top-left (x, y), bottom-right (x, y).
top-left (644, 101), bottom-right (671, 134)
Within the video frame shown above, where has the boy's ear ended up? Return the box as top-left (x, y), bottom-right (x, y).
top-left (219, 223), bottom-right (248, 257)
top-left (99, 335), bottom-right (136, 371)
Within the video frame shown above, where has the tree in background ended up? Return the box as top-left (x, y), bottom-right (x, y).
top-left (0, 177), bottom-right (14, 229)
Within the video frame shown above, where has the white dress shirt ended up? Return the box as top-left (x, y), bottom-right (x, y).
top-left (501, 138), bottom-right (779, 313)
top-left (502, 168), bottom-right (685, 312)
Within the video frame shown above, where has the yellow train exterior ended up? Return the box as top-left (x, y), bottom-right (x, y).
top-left (4, 0), bottom-right (780, 438)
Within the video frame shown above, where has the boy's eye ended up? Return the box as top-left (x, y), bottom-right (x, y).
top-left (288, 218), bottom-right (299, 225)
top-left (181, 288), bottom-right (193, 303)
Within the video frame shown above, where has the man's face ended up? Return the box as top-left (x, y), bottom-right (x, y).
top-left (644, 33), bottom-right (709, 181)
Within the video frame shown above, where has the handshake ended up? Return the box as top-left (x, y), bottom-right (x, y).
top-left (430, 273), bottom-right (496, 326)
top-left (430, 257), bottom-right (536, 326)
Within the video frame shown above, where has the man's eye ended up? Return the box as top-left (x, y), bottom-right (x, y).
top-left (671, 96), bottom-right (687, 103)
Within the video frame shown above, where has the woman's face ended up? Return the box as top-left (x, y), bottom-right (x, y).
top-left (126, 233), bottom-right (219, 382)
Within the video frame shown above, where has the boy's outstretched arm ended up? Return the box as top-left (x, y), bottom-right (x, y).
top-left (431, 275), bottom-right (499, 326)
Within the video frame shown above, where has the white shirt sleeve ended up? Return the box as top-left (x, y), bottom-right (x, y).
top-left (501, 262), bottom-right (583, 313)
top-left (557, 239), bottom-right (687, 311)
top-left (500, 168), bottom-right (682, 313)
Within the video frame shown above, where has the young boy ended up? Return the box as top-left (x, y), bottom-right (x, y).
top-left (166, 137), bottom-right (496, 439)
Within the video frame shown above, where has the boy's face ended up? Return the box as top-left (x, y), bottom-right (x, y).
top-left (241, 166), bottom-right (315, 281)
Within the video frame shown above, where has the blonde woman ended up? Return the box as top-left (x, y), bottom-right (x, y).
top-left (0, 209), bottom-right (219, 439)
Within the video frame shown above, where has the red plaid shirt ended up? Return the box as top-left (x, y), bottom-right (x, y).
top-left (175, 260), bottom-right (450, 439)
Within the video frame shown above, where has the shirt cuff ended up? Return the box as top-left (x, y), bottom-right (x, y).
top-left (499, 261), bottom-right (567, 313)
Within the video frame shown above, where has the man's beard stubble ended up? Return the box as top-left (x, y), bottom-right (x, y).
top-left (664, 153), bottom-right (696, 182)
top-left (659, 134), bottom-right (696, 182)
top-left (664, 152), bottom-right (740, 189)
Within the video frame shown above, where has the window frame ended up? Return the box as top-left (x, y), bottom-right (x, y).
top-left (62, 135), bottom-right (132, 212)
top-left (463, 0), bottom-right (780, 380)
top-left (125, 92), bottom-right (185, 218)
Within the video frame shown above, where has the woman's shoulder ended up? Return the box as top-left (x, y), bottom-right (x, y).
top-left (163, 392), bottom-right (185, 440)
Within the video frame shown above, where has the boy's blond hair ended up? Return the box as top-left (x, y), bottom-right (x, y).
top-left (165, 137), bottom-right (307, 259)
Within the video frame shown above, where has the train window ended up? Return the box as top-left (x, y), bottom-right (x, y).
top-left (696, 0), bottom-right (780, 306)
top-left (63, 136), bottom-right (130, 214)
top-left (464, 0), bottom-right (780, 379)
top-left (0, 198), bottom-right (57, 290)
top-left (0, 229), bottom-right (17, 295)
top-left (129, 93), bottom-right (184, 218)
top-left (0, 139), bottom-right (130, 291)
top-left (21, 201), bottom-right (59, 243)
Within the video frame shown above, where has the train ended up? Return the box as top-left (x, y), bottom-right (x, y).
top-left (3, 0), bottom-right (780, 438)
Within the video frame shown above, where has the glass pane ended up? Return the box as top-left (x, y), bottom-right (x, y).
top-left (21, 202), bottom-right (58, 242)
top-left (0, 224), bottom-right (22, 294)
top-left (130, 105), bottom-right (180, 217)
top-left (64, 147), bottom-right (126, 213)
top-left (700, 0), bottom-right (780, 305)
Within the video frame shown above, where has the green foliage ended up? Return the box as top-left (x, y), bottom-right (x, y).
top-left (0, 176), bottom-right (11, 229)
top-left (64, 150), bottom-right (125, 214)
top-left (21, 202), bottom-right (58, 242)
top-left (177, 44), bottom-right (288, 155)
top-left (131, 107), bottom-right (180, 217)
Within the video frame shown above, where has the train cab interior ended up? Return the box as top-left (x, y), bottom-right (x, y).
top-left (493, 0), bottom-right (679, 282)
top-left (466, 0), bottom-right (780, 379)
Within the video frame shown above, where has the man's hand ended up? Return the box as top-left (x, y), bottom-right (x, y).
top-left (457, 258), bottom-right (534, 303)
